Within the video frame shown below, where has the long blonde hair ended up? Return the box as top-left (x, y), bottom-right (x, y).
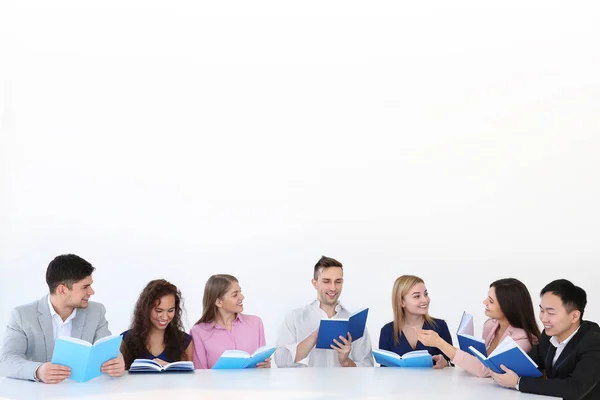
top-left (392, 275), bottom-right (437, 345)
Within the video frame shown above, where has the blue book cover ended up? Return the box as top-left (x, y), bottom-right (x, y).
top-left (316, 308), bottom-right (368, 349)
top-left (51, 335), bottom-right (122, 382)
top-left (129, 360), bottom-right (194, 373)
top-left (212, 345), bottom-right (277, 370)
top-left (373, 349), bottom-right (433, 368)
top-left (457, 311), bottom-right (487, 356)
top-left (468, 336), bottom-right (542, 377)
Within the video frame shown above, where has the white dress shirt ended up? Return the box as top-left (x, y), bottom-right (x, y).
top-left (274, 300), bottom-right (374, 368)
top-left (549, 326), bottom-right (580, 365)
top-left (47, 296), bottom-right (77, 340)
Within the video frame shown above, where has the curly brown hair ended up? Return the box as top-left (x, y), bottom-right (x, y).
top-left (122, 279), bottom-right (188, 369)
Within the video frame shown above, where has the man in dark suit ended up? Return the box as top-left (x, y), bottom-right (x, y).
top-left (491, 279), bottom-right (600, 400)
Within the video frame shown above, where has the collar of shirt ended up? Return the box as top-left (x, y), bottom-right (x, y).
top-left (47, 295), bottom-right (77, 324)
top-left (549, 326), bottom-right (580, 349)
top-left (309, 299), bottom-right (346, 317)
top-left (203, 313), bottom-right (245, 331)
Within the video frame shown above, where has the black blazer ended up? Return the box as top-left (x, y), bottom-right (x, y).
top-left (519, 320), bottom-right (600, 400)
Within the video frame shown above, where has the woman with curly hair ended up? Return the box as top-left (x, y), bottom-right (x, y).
top-left (120, 279), bottom-right (193, 369)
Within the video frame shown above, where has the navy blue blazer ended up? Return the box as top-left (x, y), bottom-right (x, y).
top-left (379, 318), bottom-right (453, 361)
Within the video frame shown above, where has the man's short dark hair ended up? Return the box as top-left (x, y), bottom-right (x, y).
top-left (313, 256), bottom-right (343, 280)
top-left (46, 254), bottom-right (96, 294)
top-left (541, 279), bottom-right (587, 319)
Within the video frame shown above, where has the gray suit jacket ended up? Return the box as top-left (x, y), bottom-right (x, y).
top-left (0, 295), bottom-right (112, 381)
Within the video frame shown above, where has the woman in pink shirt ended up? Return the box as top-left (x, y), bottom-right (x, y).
top-left (417, 278), bottom-right (541, 377)
top-left (190, 274), bottom-right (271, 369)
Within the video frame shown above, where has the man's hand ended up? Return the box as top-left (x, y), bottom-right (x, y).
top-left (331, 332), bottom-right (355, 367)
top-left (490, 365), bottom-right (519, 389)
top-left (101, 354), bottom-right (125, 377)
top-left (36, 362), bottom-right (71, 384)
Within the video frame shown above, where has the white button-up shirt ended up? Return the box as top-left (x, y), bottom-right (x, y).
top-left (274, 300), bottom-right (374, 367)
top-left (47, 295), bottom-right (77, 340)
top-left (549, 326), bottom-right (580, 365)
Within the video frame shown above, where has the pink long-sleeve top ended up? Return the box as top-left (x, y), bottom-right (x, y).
top-left (453, 318), bottom-right (535, 377)
top-left (190, 313), bottom-right (266, 369)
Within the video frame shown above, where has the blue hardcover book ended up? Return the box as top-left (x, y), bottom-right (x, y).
top-left (468, 336), bottom-right (542, 377)
top-left (51, 335), bottom-right (122, 382)
top-left (457, 311), bottom-right (487, 356)
top-left (316, 308), bottom-right (369, 349)
top-left (373, 349), bottom-right (433, 368)
top-left (129, 360), bottom-right (194, 373)
top-left (212, 345), bottom-right (277, 370)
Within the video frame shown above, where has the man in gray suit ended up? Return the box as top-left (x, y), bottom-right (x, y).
top-left (0, 254), bottom-right (125, 383)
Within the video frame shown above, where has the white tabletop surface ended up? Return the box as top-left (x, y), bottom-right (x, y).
top-left (0, 367), bottom-right (560, 400)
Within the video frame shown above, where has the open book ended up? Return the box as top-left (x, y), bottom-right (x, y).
top-left (129, 359), bottom-right (194, 372)
top-left (468, 336), bottom-right (542, 377)
top-left (457, 312), bottom-right (486, 356)
top-left (316, 308), bottom-right (369, 349)
top-left (51, 335), bottom-right (122, 382)
top-left (373, 349), bottom-right (433, 368)
top-left (212, 345), bottom-right (277, 369)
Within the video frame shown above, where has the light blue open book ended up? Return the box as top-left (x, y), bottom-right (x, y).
top-left (373, 349), bottom-right (433, 368)
top-left (129, 359), bottom-right (194, 372)
top-left (457, 311), bottom-right (486, 356)
top-left (468, 336), bottom-right (542, 377)
top-left (212, 345), bottom-right (277, 369)
top-left (51, 335), bottom-right (122, 382)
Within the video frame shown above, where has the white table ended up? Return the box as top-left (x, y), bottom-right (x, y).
top-left (0, 367), bottom-right (559, 400)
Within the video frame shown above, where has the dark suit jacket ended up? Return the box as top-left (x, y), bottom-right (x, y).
top-left (519, 320), bottom-right (600, 400)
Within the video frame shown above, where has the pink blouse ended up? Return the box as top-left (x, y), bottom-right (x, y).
top-left (190, 314), bottom-right (266, 369)
top-left (452, 318), bottom-right (535, 377)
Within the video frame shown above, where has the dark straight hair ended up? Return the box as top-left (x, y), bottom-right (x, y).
top-left (46, 254), bottom-right (95, 294)
top-left (541, 279), bottom-right (587, 320)
top-left (491, 278), bottom-right (541, 343)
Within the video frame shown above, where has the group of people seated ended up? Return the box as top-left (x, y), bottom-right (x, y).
top-left (0, 254), bottom-right (599, 400)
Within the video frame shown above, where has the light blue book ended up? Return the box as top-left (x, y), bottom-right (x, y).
top-left (212, 345), bottom-right (277, 369)
top-left (129, 359), bottom-right (194, 373)
top-left (468, 336), bottom-right (542, 377)
top-left (373, 349), bottom-right (433, 368)
top-left (457, 311), bottom-right (487, 356)
top-left (316, 308), bottom-right (369, 349)
top-left (51, 335), bottom-right (122, 382)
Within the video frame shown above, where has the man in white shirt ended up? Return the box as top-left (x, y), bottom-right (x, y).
top-left (274, 256), bottom-right (374, 368)
top-left (0, 254), bottom-right (125, 383)
top-left (491, 279), bottom-right (600, 400)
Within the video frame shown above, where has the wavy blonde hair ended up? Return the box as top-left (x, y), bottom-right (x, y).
top-left (392, 275), bottom-right (437, 345)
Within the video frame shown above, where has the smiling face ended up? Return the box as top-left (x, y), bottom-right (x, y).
top-left (150, 294), bottom-right (176, 330)
top-left (61, 276), bottom-right (95, 309)
top-left (401, 282), bottom-right (430, 315)
top-left (483, 286), bottom-right (505, 320)
top-left (216, 281), bottom-right (245, 314)
top-left (312, 266), bottom-right (343, 307)
top-left (539, 292), bottom-right (581, 342)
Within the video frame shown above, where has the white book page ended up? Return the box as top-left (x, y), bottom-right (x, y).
top-left (403, 350), bottom-right (430, 359)
top-left (489, 336), bottom-right (517, 358)
top-left (252, 345), bottom-right (276, 356)
top-left (164, 361), bottom-right (194, 370)
top-left (457, 312), bottom-right (474, 336)
top-left (94, 334), bottom-right (121, 346)
top-left (221, 350), bottom-right (251, 358)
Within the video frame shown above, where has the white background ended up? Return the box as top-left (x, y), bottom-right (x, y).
top-left (1, 1), bottom-right (599, 356)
